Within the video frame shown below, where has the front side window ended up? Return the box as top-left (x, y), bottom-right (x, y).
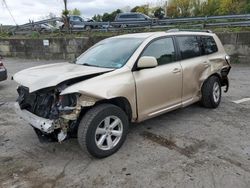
top-left (120, 15), bottom-right (126, 19)
top-left (137, 14), bottom-right (145, 19)
top-left (201, 36), bottom-right (218, 55)
top-left (76, 38), bottom-right (144, 69)
top-left (142, 37), bottom-right (176, 66)
top-left (176, 36), bottom-right (201, 60)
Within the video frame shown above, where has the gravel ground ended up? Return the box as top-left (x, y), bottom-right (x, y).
top-left (0, 58), bottom-right (250, 188)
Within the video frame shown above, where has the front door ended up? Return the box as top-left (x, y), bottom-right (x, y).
top-left (133, 37), bottom-right (182, 121)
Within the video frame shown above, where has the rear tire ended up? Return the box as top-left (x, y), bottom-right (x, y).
top-left (77, 104), bottom-right (129, 158)
top-left (201, 76), bottom-right (221, 108)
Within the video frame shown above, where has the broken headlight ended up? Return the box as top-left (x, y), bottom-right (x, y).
top-left (59, 93), bottom-right (78, 108)
top-left (49, 93), bottom-right (78, 119)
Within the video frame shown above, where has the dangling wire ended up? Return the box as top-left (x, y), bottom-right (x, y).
top-left (1, 0), bottom-right (18, 25)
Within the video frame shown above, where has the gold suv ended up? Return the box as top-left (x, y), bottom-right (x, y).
top-left (14, 30), bottom-right (231, 158)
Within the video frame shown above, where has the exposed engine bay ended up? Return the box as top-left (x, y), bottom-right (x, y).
top-left (15, 74), bottom-right (101, 142)
top-left (17, 86), bottom-right (78, 120)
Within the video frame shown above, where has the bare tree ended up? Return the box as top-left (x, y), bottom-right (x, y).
top-left (63, 0), bottom-right (68, 12)
top-left (62, 0), bottom-right (69, 30)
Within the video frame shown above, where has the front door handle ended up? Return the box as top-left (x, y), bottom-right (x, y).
top-left (172, 68), bottom-right (181, 73)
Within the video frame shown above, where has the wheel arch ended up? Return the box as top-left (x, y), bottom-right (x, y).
top-left (201, 72), bottom-right (222, 90)
top-left (95, 97), bottom-right (133, 122)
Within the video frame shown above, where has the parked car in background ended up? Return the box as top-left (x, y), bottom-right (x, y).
top-left (14, 30), bottom-right (231, 158)
top-left (34, 23), bottom-right (57, 32)
top-left (0, 55), bottom-right (7, 82)
top-left (61, 15), bottom-right (95, 30)
top-left (55, 20), bottom-right (64, 29)
top-left (114, 13), bottom-right (153, 27)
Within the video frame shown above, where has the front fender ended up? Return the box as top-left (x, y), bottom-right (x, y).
top-left (60, 68), bottom-right (137, 121)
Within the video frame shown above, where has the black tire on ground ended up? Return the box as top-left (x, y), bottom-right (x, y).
top-left (120, 24), bottom-right (127, 28)
top-left (77, 104), bottom-right (129, 158)
top-left (201, 76), bottom-right (222, 108)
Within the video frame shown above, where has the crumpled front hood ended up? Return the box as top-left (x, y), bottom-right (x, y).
top-left (13, 62), bottom-right (113, 92)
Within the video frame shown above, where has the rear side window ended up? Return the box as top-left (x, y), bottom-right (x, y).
top-left (176, 36), bottom-right (201, 60)
top-left (201, 36), bottom-right (218, 55)
top-left (142, 37), bottom-right (176, 66)
top-left (120, 14), bottom-right (136, 19)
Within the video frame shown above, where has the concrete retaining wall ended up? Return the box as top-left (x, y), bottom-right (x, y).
top-left (217, 32), bottom-right (250, 63)
top-left (0, 32), bottom-right (250, 63)
top-left (0, 36), bottom-right (106, 60)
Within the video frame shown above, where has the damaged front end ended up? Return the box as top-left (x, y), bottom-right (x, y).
top-left (15, 85), bottom-right (97, 142)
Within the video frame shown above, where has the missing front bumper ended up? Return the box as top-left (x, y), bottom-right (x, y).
top-left (14, 102), bottom-right (55, 133)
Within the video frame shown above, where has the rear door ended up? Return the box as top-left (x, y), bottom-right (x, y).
top-left (175, 35), bottom-right (208, 104)
top-left (133, 37), bottom-right (182, 121)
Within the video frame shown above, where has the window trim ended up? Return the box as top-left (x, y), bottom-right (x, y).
top-left (132, 36), bottom-right (179, 71)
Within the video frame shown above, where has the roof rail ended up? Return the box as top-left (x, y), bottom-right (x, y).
top-left (166, 29), bottom-right (213, 33)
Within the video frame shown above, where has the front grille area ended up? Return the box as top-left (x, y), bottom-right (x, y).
top-left (17, 86), bottom-right (55, 119)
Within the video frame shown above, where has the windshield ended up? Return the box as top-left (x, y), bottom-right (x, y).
top-left (76, 37), bottom-right (144, 69)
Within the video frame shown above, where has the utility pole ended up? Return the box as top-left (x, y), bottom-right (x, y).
top-left (165, 1), bottom-right (168, 17)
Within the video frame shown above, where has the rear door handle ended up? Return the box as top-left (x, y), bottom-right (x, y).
top-left (172, 68), bottom-right (181, 73)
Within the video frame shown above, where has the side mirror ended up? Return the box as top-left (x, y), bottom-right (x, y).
top-left (137, 56), bottom-right (158, 69)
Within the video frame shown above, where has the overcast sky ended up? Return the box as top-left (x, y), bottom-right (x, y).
top-left (0, 0), bottom-right (160, 25)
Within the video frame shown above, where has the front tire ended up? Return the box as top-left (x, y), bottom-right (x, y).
top-left (77, 104), bottom-right (129, 158)
top-left (201, 76), bottom-right (221, 108)
top-left (85, 25), bottom-right (92, 31)
top-left (120, 24), bottom-right (127, 28)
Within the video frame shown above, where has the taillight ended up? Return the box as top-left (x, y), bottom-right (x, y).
top-left (0, 62), bottom-right (4, 69)
top-left (225, 55), bottom-right (231, 65)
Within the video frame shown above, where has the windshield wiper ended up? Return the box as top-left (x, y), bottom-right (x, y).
top-left (82, 63), bottom-right (103, 68)
top-left (82, 63), bottom-right (97, 67)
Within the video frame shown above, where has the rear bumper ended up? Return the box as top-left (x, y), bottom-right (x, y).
top-left (0, 69), bottom-right (7, 81)
top-left (221, 66), bottom-right (231, 93)
top-left (14, 102), bottom-right (55, 133)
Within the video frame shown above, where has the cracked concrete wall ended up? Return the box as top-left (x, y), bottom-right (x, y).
top-left (0, 33), bottom-right (250, 63)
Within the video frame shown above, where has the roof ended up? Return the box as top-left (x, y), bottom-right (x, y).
top-left (113, 32), bottom-right (166, 39)
top-left (112, 31), bottom-right (214, 40)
